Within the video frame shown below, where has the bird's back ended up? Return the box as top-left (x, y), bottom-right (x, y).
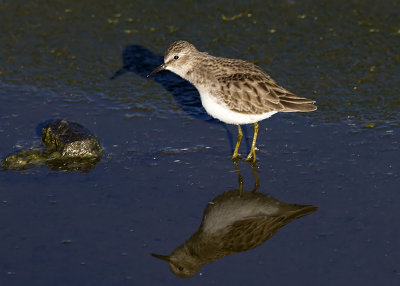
top-left (200, 55), bottom-right (317, 114)
top-left (221, 204), bottom-right (318, 252)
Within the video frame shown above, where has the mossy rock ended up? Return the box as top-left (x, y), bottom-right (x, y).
top-left (2, 120), bottom-right (102, 172)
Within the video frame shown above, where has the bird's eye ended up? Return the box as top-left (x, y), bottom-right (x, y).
top-left (174, 55), bottom-right (179, 60)
top-left (178, 266), bottom-right (184, 271)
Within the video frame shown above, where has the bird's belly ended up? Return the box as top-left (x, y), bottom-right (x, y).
top-left (199, 91), bottom-right (277, 125)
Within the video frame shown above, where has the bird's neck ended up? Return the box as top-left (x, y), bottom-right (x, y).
top-left (183, 230), bottom-right (228, 264)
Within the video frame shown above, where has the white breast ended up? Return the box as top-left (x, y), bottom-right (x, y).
top-left (199, 90), bottom-right (277, 125)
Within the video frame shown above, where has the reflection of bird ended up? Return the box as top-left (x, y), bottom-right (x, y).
top-left (152, 163), bottom-right (317, 278)
top-left (148, 41), bottom-right (317, 162)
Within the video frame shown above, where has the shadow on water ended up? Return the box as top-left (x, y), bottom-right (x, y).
top-left (111, 45), bottom-right (208, 120)
top-left (110, 44), bottom-right (253, 153)
top-left (151, 161), bottom-right (318, 278)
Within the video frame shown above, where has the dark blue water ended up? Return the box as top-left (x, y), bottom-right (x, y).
top-left (1, 1), bottom-right (399, 285)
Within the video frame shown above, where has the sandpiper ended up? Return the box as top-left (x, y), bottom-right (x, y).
top-left (148, 41), bottom-right (317, 162)
top-left (151, 162), bottom-right (318, 278)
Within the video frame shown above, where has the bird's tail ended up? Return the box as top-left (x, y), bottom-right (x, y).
top-left (280, 95), bottom-right (317, 112)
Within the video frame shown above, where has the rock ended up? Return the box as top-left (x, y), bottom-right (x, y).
top-left (41, 120), bottom-right (102, 158)
top-left (2, 120), bottom-right (102, 172)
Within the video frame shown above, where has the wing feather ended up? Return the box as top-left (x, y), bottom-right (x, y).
top-left (210, 59), bottom-right (316, 114)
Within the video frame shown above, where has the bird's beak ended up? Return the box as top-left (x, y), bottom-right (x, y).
top-left (147, 63), bottom-right (166, 77)
top-left (151, 253), bottom-right (170, 262)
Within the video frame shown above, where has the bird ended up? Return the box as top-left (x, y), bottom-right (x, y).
top-left (151, 162), bottom-right (318, 278)
top-left (147, 40), bottom-right (317, 162)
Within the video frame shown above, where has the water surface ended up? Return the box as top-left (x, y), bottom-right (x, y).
top-left (1, 1), bottom-right (399, 285)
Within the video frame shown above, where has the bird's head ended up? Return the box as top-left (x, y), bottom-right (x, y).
top-left (147, 40), bottom-right (198, 78)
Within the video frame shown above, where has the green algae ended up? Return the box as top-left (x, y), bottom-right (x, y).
top-left (2, 120), bottom-right (102, 172)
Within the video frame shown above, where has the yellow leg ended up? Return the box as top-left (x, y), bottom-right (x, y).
top-left (231, 125), bottom-right (243, 160)
top-left (245, 122), bottom-right (259, 163)
top-left (250, 163), bottom-right (260, 192)
top-left (233, 160), bottom-right (244, 196)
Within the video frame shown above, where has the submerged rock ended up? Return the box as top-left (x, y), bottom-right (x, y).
top-left (41, 120), bottom-right (102, 158)
top-left (2, 120), bottom-right (102, 172)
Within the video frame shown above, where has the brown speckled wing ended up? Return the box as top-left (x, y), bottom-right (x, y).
top-left (216, 73), bottom-right (287, 114)
top-left (220, 216), bottom-right (284, 252)
top-left (221, 204), bottom-right (318, 252)
top-left (215, 70), bottom-right (316, 114)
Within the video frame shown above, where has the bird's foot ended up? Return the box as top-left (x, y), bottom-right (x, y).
top-left (244, 147), bottom-right (259, 163)
top-left (244, 153), bottom-right (255, 163)
top-left (231, 152), bottom-right (241, 161)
